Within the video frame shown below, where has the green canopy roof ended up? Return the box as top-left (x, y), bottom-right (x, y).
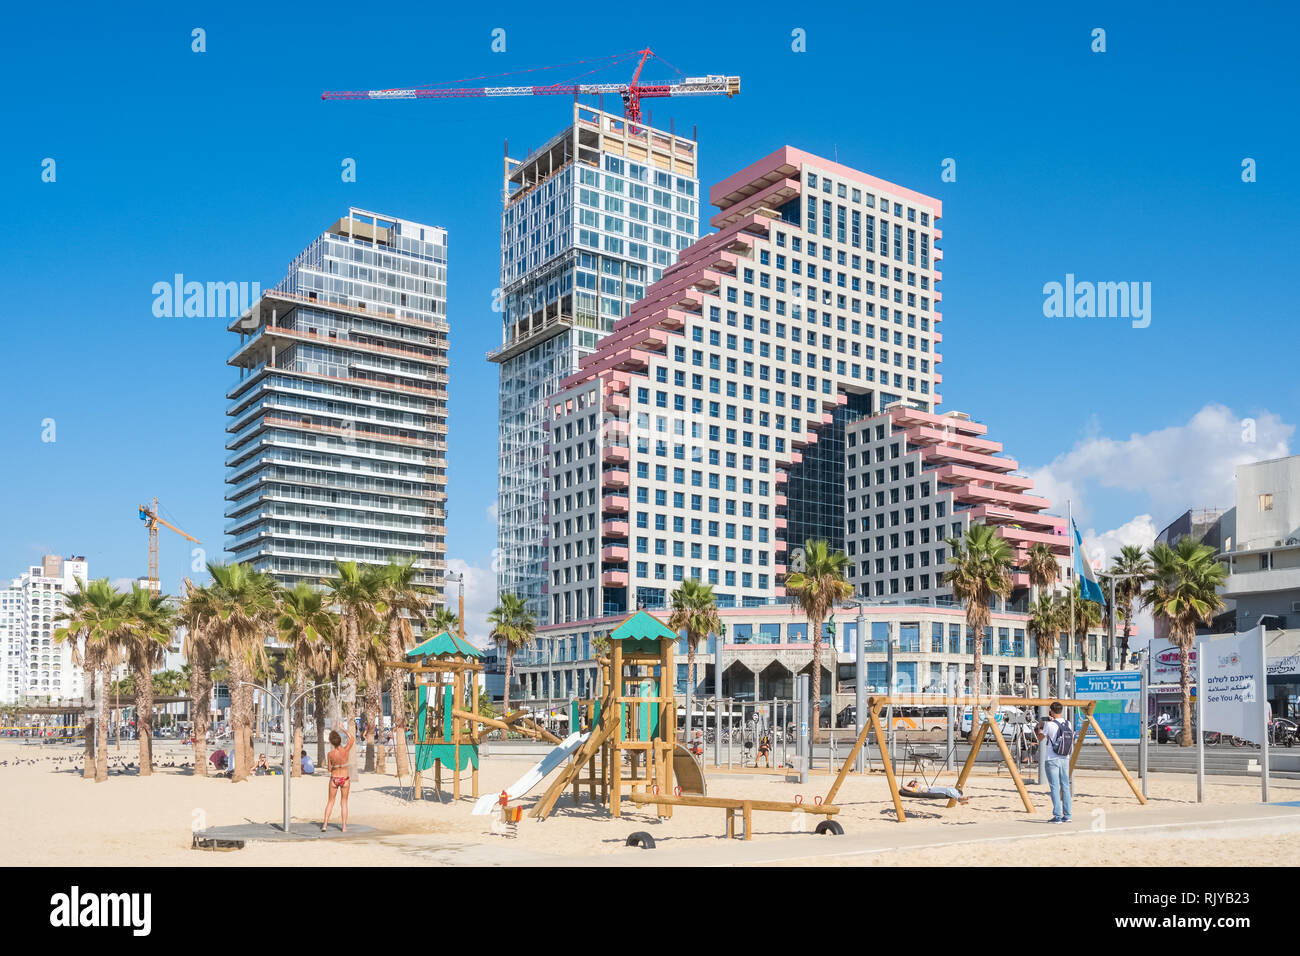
top-left (609, 610), bottom-right (678, 643)
top-left (405, 630), bottom-right (483, 660)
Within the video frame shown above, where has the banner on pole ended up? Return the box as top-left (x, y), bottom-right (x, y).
top-left (1200, 626), bottom-right (1266, 744)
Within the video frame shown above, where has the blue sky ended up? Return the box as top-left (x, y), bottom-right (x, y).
top-left (1, 2), bottom-right (1296, 637)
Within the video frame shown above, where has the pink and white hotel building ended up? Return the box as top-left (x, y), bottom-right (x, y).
top-left (511, 147), bottom-right (1093, 704)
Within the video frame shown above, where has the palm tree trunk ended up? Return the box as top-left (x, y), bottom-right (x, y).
top-left (365, 676), bottom-right (380, 773)
top-left (230, 655), bottom-right (253, 782)
top-left (1120, 612), bottom-right (1133, 671)
top-left (390, 667), bottom-right (409, 778)
top-left (504, 646), bottom-right (513, 717)
top-left (688, 638), bottom-right (697, 707)
top-left (135, 660), bottom-right (153, 776)
top-left (341, 613), bottom-right (360, 724)
top-left (191, 659), bottom-right (210, 777)
top-left (83, 663), bottom-right (96, 779)
top-left (291, 664), bottom-right (305, 779)
top-left (96, 667), bottom-right (110, 782)
top-left (314, 685), bottom-right (327, 765)
top-left (1179, 637), bottom-right (1193, 748)
top-left (1079, 632), bottom-right (1089, 673)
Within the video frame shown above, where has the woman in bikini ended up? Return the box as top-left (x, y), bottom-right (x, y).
top-left (321, 726), bottom-right (356, 832)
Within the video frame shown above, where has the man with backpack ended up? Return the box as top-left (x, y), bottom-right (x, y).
top-left (1036, 701), bottom-right (1074, 823)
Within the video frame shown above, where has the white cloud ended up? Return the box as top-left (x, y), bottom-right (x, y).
top-left (110, 576), bottom-right (138, 592)
top-left (1027, 403), bottom-right (1292, 527)
top-left (442, 559), bottom-right (498, 649)
top-left (486, 502), bottom-right (499, 524)
top-left (1082, 515), bottom-right (1159, 645)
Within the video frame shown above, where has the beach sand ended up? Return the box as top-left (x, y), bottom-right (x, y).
top-left (2, 739), bottom-right (1296, 866)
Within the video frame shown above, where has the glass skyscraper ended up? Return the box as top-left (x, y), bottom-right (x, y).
top-left (225, 208), bottom-right (449, 589)
top-left (491, 105), bottom-right (700, 623)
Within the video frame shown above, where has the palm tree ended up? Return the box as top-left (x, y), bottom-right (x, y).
top-left (323, 561), bottom-right (382, 731)
top-left (1143, 537), bottom-right (1227, 747)
top-left (783, 539), bottom-right (853, 743)
top-left (1071, 581), bottom-right (1103, 672)
top-left (1109, 545), bottom-right (1152, 670)
top-left (1028, 592), bottom-right (1067, 688)
top-left (487, 593), bottom-right (536, 716)
top-left (375, 560), bottom-right (430, 777)
top-left (121, 585), bottom-right (176, 775)
top-left (360, 625), bottom-right (390, 772)
top-left (429, 606), bottom-right (459, 636)
top-left (277, 581), bottom-right (334, 779)
top-left (53, 578), bottom-right (127, 782)
top-left (1023, 542), bottom-right (1061, 608)
top-left (178, 578), bottom-right (221, 775)
top-left (668, 579), bottom-right (722, 705)
top-left (944, 524), bottom-right (1014, 735)
top-left (207, 562), bottom-right (279, 781)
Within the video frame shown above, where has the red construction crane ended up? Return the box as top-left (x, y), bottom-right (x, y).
top-left (321, 48), bottom-right (739, 125)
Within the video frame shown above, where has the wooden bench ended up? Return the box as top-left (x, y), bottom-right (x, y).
top-left (628, 792), bottom-right (839, 841)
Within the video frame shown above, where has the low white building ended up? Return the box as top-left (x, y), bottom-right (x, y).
top-left (0, 555), bottom-right (89, 704)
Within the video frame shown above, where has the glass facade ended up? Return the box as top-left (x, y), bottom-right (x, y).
top-left (225, 209), bottom-right (449, 589)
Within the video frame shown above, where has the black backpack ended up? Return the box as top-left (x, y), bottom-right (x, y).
top-left (1052, 718), bottom-right (1074, 757)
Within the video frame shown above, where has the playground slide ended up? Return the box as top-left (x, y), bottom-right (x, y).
top-left (471, 731), bottom-right (589, 815)
top-left (671, 744), bottom-right (707, 796)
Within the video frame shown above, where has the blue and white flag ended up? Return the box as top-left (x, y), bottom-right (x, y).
top-left (1073, 520), bottom-right (1106, 604)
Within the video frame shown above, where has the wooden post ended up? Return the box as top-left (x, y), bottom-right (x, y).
top-left (470, 666), bottom-right (479, 798)
top-left (871, 703), bottom-right (907, 823)
top-left (982, 704), bottom-right (1034, 812)
top-left (742, 800), bottom-right (753, 841)
top-left (1084, 702), bottom-right (1147, 806)
top-left (1070, 702), bottom-right (1091, 776)
top-left (824, 694), bottom-right (880, 805)
top-left (949, 720), bottom-right (990, 809)
top-left (610, 642), bottom-right (623, 818)
top-left (452, 671), bottom-right (462, 802)
top-left (663, 636), bottom-right (675, 820)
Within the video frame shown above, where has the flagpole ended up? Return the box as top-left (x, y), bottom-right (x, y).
top-left (1063, 500), bottom-right (1073, 701)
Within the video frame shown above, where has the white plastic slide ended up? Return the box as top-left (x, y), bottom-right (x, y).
top-left (471, 731), bottom-right (589, 815)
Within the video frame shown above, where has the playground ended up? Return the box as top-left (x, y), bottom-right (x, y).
top-left (2, 612), bottom-right (1297, 866)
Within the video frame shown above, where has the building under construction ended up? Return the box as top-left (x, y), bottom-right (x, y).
top-left (490, 105), bottom-right (702, 624)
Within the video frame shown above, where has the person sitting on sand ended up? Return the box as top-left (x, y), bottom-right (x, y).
top-left (905, 778), bottom-right (969, 804)
top-left (255, 753), bottom-right (271, 776)
top-left (301, 750), bottom-right (314, 775)
top-left (210, 749), bottom-right (229, 772)
top-left (321, 726), bottom-right (355, 832)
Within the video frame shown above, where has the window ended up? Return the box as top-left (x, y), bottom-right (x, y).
top-left (1260, 493), bottom-right (1274, 512)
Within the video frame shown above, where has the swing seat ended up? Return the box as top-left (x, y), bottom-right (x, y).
top-left (898, 786), bottom-right (951, 800)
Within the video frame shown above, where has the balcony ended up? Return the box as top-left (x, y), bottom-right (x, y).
top-left (601, 545), bottom-right (629, 562)
top-left (774, 494), bottom-right (787, 507)
top-left (602, 445), bottom-right (630, 464)
top-left (607, 393), bottom-right (630, 413)
top-left (602, 468), bottom-right (629, 489)
top-left (602, 519), bottom-right (629, 537)
top-left (602, 570), bottom-right (630, 587)
top-left (601, 494), bottom-right (629, 514)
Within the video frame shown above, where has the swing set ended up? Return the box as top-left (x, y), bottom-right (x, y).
top-left (825, 695), bottom-right (1146, 822)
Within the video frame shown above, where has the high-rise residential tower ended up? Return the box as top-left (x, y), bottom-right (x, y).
top-left (543, 147), bottom-right (944, 622)
top-left (491, 105), bottom-right (701, 624)
top-left (225, 209), bottom-right (449, 589)
top-left (0, 555), bottom-right (89, 703)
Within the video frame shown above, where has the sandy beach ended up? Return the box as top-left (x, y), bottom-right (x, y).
top-left (3, 739), bottom-right (1297, 866)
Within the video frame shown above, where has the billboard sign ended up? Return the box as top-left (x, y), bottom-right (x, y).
top-left (1073, 670), bottom-right (1142, 742)
top-left (1148, 638), bottom-right (1198, 684)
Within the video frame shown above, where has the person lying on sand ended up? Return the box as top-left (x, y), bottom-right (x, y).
top-left (905, 778), bottom-right (970, 804)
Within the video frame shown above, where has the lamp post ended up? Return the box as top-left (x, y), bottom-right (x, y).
top-left (238, 677), bottom-right (337, 834)
top-left (1099, 571), bottom-right (1146, 671)
top-left (842, 598), bottom-right (870, 774)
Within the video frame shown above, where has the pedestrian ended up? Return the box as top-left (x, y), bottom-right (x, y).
top-left (1035, 701), bottom-right (1074, 823)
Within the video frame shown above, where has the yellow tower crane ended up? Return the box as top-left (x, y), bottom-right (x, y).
top-left (137, 498), bottom-right (200, 592)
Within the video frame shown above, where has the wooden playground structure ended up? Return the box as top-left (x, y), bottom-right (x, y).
top-left (529, 611), bottom-right (839, 840)
top-left (824, 695), bottom-right (1147, 823)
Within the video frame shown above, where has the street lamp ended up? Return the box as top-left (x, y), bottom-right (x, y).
top-left (238, 677), bottom-right (337, 834)
top-left (842, 598), bottom-right (870, 773)
top-left (444, 570), bottom-right (465, 641)
top-left (1098, 571), bottom-right (1146, 671)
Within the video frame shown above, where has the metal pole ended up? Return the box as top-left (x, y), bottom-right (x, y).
top-left (1196, 640), bottom-right (1205, 804)
top-left (886, 627), bottom-right (896, 768)
top-left (855, 605), bottom-right (866, 774)
top-left (1261, 624), bottom-right (1270, 804)
top-left (1106, 577), bottom-right (1116, 671)
top-left (713, 633), bottom-right (722, 769)
top-left (282, 683), bottom-right (291, 833)
top-left (1139, 649), bottom-right (1149, 799)
top-left (797, 673), bottom-right (809, 785)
